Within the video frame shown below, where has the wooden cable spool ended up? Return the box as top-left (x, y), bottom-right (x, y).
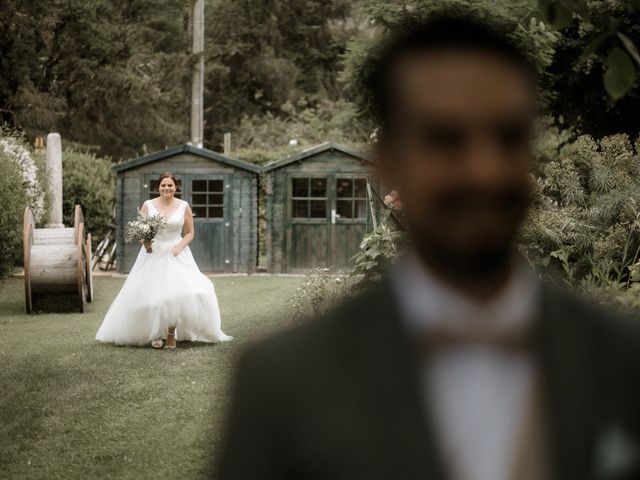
top-left (23, 205), bottom-right (94, 313)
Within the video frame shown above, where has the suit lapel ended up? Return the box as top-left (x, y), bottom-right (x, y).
top-left (538, 284), bottom-right (603, 479)
top-left (351, 278), bottom-right (448, 479)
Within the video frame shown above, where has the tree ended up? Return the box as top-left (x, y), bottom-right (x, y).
top-left (341, 0), bottom-right (558, 132)
top-left (538, 0), bottom-right (640, 138)
top-left (203, 0), bottom-right (354, 149)
top-left (0, 0), bottom-right (191, 159)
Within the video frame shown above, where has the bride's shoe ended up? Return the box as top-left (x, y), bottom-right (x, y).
top-left (166, 329), bottom-right (177, 349)
top-left (151, 338), bottom-right (164, 349)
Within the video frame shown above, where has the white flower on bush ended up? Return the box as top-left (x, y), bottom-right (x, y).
top-left (0, 136), bottom-right (45, 221)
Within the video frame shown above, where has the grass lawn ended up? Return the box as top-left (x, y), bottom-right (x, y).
top-left (0, 275), bottom-right (301, 480)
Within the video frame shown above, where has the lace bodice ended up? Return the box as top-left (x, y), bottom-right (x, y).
top-left (146, 199), bottom-right (186, 242)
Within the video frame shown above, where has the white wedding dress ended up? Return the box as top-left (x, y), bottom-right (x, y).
top-left (96, 199), bottom-right (233, 346)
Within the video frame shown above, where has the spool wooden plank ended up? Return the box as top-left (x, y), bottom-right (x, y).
top-left (85, 233), bottom-right (93, 302)
top-left (33, 228), bottom-right (75, 244)
top-left (76, 221), bottom-right (85, 312)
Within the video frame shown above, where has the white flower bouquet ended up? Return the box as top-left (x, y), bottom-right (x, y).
top-left (125, 211), bottom-right (166, 253)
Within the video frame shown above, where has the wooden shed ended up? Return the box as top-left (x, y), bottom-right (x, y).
top-left (113, 144), bottom-right (260, 273)
top-left (262, 142), bottom-right (375, 273)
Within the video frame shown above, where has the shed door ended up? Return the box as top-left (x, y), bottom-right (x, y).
top-left (187, 175), bottom-right (230, 272)
top-left (144, 174), bottom-right (230, 272)
top-left (286, 174), bottom-right (369, 271)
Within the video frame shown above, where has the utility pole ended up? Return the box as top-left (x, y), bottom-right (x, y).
top-left (190, 0), bottom-right (204, 148)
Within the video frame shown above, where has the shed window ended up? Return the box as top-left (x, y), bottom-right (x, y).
top-left (191, 179), bottom-right (224, 218)
top-left (148, 179), bottom-right (182, 199)
top-left (291, 178), bottom-right (327, 219)
top-left (336, 177), bottom-right (367, 220)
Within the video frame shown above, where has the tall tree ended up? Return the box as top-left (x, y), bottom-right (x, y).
top-left (203, 0), bottom-right (353, 148)
top-left (0, 0), bottom-right (191, 159)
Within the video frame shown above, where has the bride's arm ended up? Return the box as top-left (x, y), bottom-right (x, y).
top-left (172, 205), bottom-right (194, 255)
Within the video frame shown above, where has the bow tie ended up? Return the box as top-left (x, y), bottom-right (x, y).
top-left (420, 320), bottom-right (537, 353)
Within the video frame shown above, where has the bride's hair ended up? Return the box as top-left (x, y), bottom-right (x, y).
top-left (157, 172), bottom-right (181, 192)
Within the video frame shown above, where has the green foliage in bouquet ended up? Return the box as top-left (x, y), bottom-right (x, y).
top-left (125, 212), bottom-right (166, 252)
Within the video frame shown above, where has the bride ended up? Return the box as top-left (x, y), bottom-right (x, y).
top-left (96, 172), bottom-right (232, 349)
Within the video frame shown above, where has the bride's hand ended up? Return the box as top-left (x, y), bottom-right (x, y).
top-left (143, 240), bottom-right (153, 249)
top-left (171, 245), bottom-right (182, 256)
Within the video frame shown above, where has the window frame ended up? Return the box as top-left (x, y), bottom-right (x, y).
top-left (190, 177), bottom-right (226, 221)
top-left (288, 174), bottom-right (329, 224)
top-left (334, 175), bottom-right (369, 224)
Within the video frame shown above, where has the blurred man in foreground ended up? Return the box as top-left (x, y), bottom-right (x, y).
top-left (217, 13), bottom-right (640, 480)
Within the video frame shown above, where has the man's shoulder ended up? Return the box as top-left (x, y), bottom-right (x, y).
top-left (541, 282), bottom-right (640, 360)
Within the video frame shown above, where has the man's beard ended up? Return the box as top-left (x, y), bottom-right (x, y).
top-left (408, 186), bottom-right (530, 278)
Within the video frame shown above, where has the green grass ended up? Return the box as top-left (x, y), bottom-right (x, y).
top-left (0, 275), bottom-right (301, 479)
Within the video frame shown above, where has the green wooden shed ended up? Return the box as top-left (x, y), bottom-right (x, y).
top-left (262, 142), bottom-right (375, 273)
top-left (113, 144), bottom-right (260, 273)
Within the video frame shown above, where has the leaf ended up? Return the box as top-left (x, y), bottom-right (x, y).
top-left (603, 47), bottom-right (636, 100)
top-left (617, 32), bottom-right (640, 68)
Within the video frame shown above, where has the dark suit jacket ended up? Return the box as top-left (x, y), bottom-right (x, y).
top-left (216, 278), bottom-right (640, 480)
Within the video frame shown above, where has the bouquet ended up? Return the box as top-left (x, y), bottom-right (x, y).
top-left (125, 211), bottom-right (166, 253)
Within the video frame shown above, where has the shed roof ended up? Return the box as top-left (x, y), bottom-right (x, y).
top-left (112, 144), bottom-right (261, 174)
top-left (262, 142), bottom-right (372, 173)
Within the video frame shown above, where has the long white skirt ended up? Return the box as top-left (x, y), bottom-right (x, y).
top-left (96, 239), bottom-right (233, 346)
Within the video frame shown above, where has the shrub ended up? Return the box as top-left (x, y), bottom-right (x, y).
top-left (286, 268), bottom-right (351, 320)
top-left (0, 151), bottom-right (28, 277)
top-left (0, 133), bottom-right (47, 223)
top-left (61, 149), bottom-right (115, 242)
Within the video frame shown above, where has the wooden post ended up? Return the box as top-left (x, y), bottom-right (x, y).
top-left (190, 0), bottom-right (205, 148)
top-left (223, 132), bottom-right (231, 155)
top-left (366, 182), bottom-right (378, 230)
top-left (45, 132), bottom-right (65, 228)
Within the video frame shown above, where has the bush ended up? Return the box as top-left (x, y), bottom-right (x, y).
top-left (0, 133), bottom-right (47, 223)
top-left (61, 149), bottom-right (115, 243)
top-left (0, 151), bottom-right (28, 277)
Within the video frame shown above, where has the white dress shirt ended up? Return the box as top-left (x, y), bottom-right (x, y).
top-left (391, 254), bottom-right (540, 480)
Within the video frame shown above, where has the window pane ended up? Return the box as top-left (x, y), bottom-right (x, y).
top-left (354, 200), bottom-right (367, 219)
top-left (149, 192), bottom-right (160, 200)
top-left (209, 193), bottom-right (224, 206)
top-left (310, 178), bottom-right (327, 197)
top-left (208, 206), bottom-right (223, 218)
top-left (192, 180), bottom-right (207, 192)
top-left (336, 178), bottom-right (353, 198)
top-left (292, 200), bottom-right (308, 218)
top-left (209, 180), bottom-right (224, 192)
top-left (292, 178), bottom-right (309, 197)
top-left (175, 193), bottom-right (181, 199)
top-left (309, 200), bottom-right (327, 218)
top-left (354, 179), bottom-right (367, 198)
top-left (149, 180), bottom-right (159, 192)
top-left (192, 193), bottom-right (207, 205)
top-left (192, 206), bottom-right (206, 218)
top-left (336, 200), bottom-right (353, 219)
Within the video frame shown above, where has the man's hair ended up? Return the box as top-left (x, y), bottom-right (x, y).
top-left (365, 13), bottom-right (536, 133)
